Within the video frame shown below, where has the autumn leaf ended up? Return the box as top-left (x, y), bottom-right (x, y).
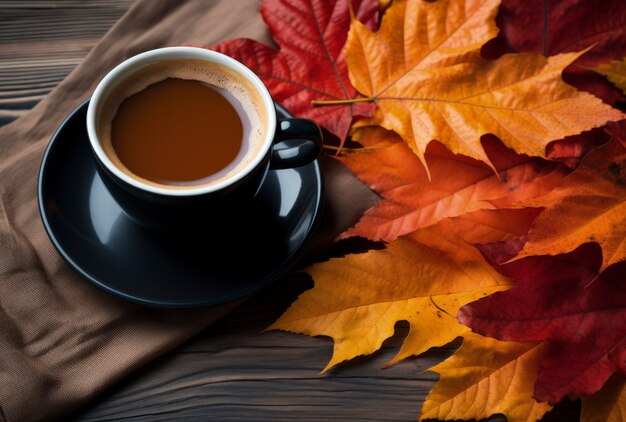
top-left (340, 129), bottom-right (566, 242)
top-left (270, 207), bottom-right (543, 370)
top-left (544, 127), bottom-right (610, 170)
top-left (421, 333), bottom-right (551, 422)
top-left (515, 139), bottom-right (626, 271)
top-left (343, 0), bottom-right (624, 170)
top-left (459, 243), bottom-right (626, 403)
top-left (378, 0), bottom-right (392, 12)
top-left (482, 0), bottom-right (626, 169)
top-left (212, 0), bottom-right (377, 142)
top-left (484, 0), bottom-right (626, 105)
top-left (581, 375), bottom-right (626, 422)
top-left (596, 58), bottom-right (626, 95)
top-left (608, 120), bottom-right (626, 148)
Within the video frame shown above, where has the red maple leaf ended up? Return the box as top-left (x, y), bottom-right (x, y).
top-left (608, 120), bottom-right (626, 148)
top-left (459, 243), bottom-right (626, 404)
top-left (212, 0), bottom-right (377, 143)
top-left (482, 0), bottom-right (626, 106)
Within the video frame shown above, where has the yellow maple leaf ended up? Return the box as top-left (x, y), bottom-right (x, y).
top-left (421, 334), bottom-right (552, 422)
top-left (342, 0), bottom-right (624, 170)
top-left (595, 58), bottom-right (626, 95)
top-left (270, 208), bottom-right (539, 370)
top-left (581, 375), bottom-right (626, 422)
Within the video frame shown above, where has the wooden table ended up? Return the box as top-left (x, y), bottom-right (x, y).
top-left (0, 2), bottom-right (578, 420)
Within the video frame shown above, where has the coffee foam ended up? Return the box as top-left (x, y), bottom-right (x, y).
top-left (97, 58), bottom-right (268, 189)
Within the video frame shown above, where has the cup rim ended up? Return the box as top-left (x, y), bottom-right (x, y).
top-left (86, 46), bottom-right (277, 197)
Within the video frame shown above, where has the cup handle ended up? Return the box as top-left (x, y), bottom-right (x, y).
top-left (270, 118), bottom-right (323, 169)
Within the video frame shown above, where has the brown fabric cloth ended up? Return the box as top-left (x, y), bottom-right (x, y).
top-left (0, 1), bottom-right (377, 421)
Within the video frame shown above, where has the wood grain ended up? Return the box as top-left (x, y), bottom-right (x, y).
top-left (71, 275), bottom-right (444, 421)
top-left (0, 1), bottom-right (581, 420)
top-left (0, 0), bottom-right (133, 126)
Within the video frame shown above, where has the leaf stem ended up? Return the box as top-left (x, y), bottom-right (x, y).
top-left (323, 145), bottom-right (383, 152)
top-left (312, 97), bottom-right (376, 106)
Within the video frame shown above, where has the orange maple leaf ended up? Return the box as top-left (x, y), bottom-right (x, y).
top-left (515, 139), bottom-right (626, 271)
top-left (341, 0), bottom-right (624, 171)
top-left (421, 334), bottom-right (551, 422)
top-left (581, 375), bottom-right (626, 422)
top-left (340, 127), bottom-right (566, 242)
top-left (270, 208), bottom-right (537, 370)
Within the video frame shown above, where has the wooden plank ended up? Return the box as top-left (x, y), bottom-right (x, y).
top-left (71, 274), bottom-right (447, 421)
top-left (0, 1), bottom-right (131, 7)
top-left (0, 0), bottom-right (133, 125)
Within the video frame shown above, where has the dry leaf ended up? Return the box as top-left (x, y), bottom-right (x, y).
top-left (609, 120), bottom-right (626, 148)
top-left (459, 244), bottom-right (626, 403)
top-left (270, 208), bottom-right (541, 370)
top-left (421, 334), bottom-right (551, 422)
top-left (271, 235), bottom-right (506, 371)
top-left (544, 127), bottom-right (610, 170)
top-left (484, 0), bottom-right (626, 105)
top-left (340, 129), bottom-right (565, 242)
top-left (344, 0), bottom-right (624, 170)
top-left (595, 58), bottom-right (626, 95)
top-left (483, 0), bottom-right (626, 169)
top-left (516, 139), bottom-right (626, 271)
top-left (213, 0), bottom-right (378, 142)
top-left (581, 375), bottom-right (626, 422)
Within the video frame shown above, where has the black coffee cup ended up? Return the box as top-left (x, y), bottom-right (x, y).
top-left (86, 47), bottom-right (321, 231)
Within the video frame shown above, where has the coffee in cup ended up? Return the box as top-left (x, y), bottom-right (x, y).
top-left (86, 47), bottom-right (322, 231)
top-left (96, 58), bottom-right (268, 189)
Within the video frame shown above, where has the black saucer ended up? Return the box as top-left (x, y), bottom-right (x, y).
top-left (38, 100), bottom-right (323, 308)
